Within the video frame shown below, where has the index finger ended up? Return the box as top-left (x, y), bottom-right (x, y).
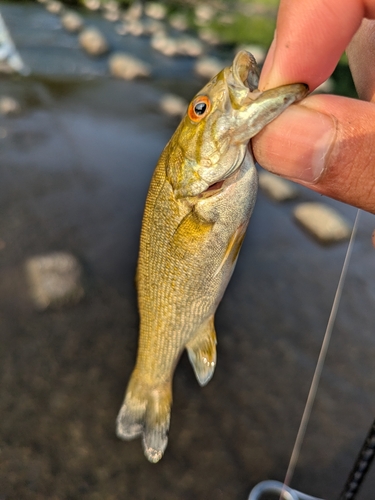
top-left (259, 0), bottom-right (375, 91)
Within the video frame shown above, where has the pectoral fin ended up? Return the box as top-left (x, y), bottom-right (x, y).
top-left (186, 316), bottom-right (217, 386)
top-left (213, 222), bottom-right (247, 278)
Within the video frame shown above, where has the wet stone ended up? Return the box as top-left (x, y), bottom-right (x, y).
top-left (258, 171), bottom-right (298, 202)
top-left (25, 252), bottom-right (84, 310)
top-left (45, 0), bottom-right (64, 15)
top-left (0, 96), bottom-right (21, 116)
top-left (159, 94), bottom-right (187, 118)
top-left (293, 202), bottom-right (352, 244)
top-left (61, 11), bottom-right (84, 33)
top-left (108, 52), bottom-right (151, 80)
top-left (79, 27), bottom-right (109, 57)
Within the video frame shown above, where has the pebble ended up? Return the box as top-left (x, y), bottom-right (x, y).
top-left (195, 4), bottom-right (216, 25)
top-left (151, 32), bottom-right (178, 57)
top-left (169, 13), bottom-right (188, 31)
top-left (25, 252), bottom-right (84, 310)
top-left (145, 2), bottom-right (167, 20)
top-left (82, 0), bottom-right (101, 11)
top-left (61, 11), bottom-right (84, 33)
top-left (79, 27), bottom-right (109, 56)
top-left (108, 52), bottom-right (151, 80)
top-left (293, 202), bottom-right (352, 244)
top-left (45, 0), bottom-right (64, 15)
top-left (123, 1), bottom-right (143, 21)
top-left (198, 28), bottom-right (221, 46)
top-left (194, 56), bottom-right (225, 79)
top-left (258, 171), bottom-right (298, 202)
top-left (0, 96), bottom-right (21, 116)
top-left (159, 94), bottom-right (187, 118)
top-left (177, 36), bottom-right (204, 57)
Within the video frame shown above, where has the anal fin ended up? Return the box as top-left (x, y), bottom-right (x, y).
top-left (186, 316), bottom-right (217, 386)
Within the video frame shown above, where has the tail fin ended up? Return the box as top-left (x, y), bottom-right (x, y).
top-left (116, 374), bottom-right (172, 463)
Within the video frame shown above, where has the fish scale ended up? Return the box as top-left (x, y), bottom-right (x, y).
top-left (116, 50), bottom-right (308, 463)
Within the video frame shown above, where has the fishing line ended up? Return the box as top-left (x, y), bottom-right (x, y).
top-left (281, 208), bottom-right (361, 496)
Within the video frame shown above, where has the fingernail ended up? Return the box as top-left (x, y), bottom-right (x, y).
top-left (253, 104), bottom-right (336, 183)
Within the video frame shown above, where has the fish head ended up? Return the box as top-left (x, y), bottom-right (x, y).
top-left (166, 50), bottom-right (308, 198)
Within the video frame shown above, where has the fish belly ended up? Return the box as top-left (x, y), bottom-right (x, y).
top-left (116, 151), bottom-right (258, 462)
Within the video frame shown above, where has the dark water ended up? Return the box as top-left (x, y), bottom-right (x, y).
top-left (0, 3), bottom-right (375, 500)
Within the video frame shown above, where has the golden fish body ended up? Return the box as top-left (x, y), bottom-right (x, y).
top-left (117, 51), bottom-right (308, 462)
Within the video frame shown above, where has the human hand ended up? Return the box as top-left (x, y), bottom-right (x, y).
top-left (252, 0), bottom-right (375, 213)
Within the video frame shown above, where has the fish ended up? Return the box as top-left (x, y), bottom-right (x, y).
top-left (116, 50), bottom-right (308, 463)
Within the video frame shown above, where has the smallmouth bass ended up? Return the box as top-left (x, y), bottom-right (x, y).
top-left (116, 50), bottom-right (308, 462)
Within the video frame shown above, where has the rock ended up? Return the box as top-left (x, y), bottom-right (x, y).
top-left (177, 36), bottom-right (204, 57)
top-left (169, 13), bottom-right (188, 31)
top-left (151, 32), bottom-right (179, 57)
top-left (194, 56), bottom-right (224, 79)
top-left (61, 11), bottom-right (84, 33)
top-left (0, 96), bottom-right (21, 116)
top-left (103, 10), bottom-right (120, 22)
top-left (82, 0), bottom-right (101, 11)
top-left (159, 94), bottom-right (187, 118)
top-left (109, 53), bottom-right (151, 80)
top-left (25, 252), bottom-right (84, 310)
top-left (198, 28), bottom-right (221, 46)
top-left (45, 0), bottom-right (64, 15)
top-left (293, 202), bottom-right (352, 244)
top-left (123, 1), bottom-right (143, 21)
top-left (258, 171), bottom-right (298, 202)
top-left (79, 27), bottom-right (109, 57)
top-left (195, 4), bottom-right (216, 26)
top-left (145, 2), bottom-right (167, 20)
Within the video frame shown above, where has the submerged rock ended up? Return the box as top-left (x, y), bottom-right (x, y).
top-left (293, 202), bottom-right (351, 244)
top-left (25, 252), bottom-right (84, 310)
top-left (79, 27), bottom-right (109, 56)
top-left (145, 2), bottom-right (167, 20)
top-left (109, 53), bottom-right (151, 80)
top-left (82, 0), bottom-right (101, 10)
top-left (258, 171), bottom-right (298, 202)
top-left (61, 11), bottom-right (84, 33)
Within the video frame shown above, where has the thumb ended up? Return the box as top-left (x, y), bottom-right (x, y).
top-left (252, 94), bottom-right (375, 213)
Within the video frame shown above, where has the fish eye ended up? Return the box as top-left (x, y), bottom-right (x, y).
top-left (188, 95), bottom-right (211, 122)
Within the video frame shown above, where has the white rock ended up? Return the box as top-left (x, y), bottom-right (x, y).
top-left (103, 10), bottom-right (120, 22)
top-left (198, 28), bottom-right (220, 46)
top-left (79, 27), bottom-right (109, 56)
top-left (259, 171), bottom-right (298, 202)
top-left (169, 13), bottom-right (188, 31)
top-left (103, 0), bottom-right (119, 13)
top-left (82, 0), bottom-right (101, 11)
top-left (123, 1), bottom-right (143, 21)
top-left (145, 2), bottom-right (167, 20)
top-left (195, 4), bottom-right (216, 25)
top-left (159, 94), bottom-right (187, 118)
top-left (151, 32), bottom-right (179, 56)
top-left (177, 36), bottom-right (204, 57)
top-left (45, 0), bottom-right (64, 14)
top-left (194, 56), bottom-right (224, 79)
top-left (293, 202), bottom-right (352, 244)
top-left (26, 252), bottom-right (84, 310)
top-left (0, 96), bottom-right (21, 116)
top-left (61, 11), bottom-right (84, 33)
top-left (109, 52), bottom-right (151, 80)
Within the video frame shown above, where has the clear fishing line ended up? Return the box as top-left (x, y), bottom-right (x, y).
top-left (281, 208), bottom-right (361, 494)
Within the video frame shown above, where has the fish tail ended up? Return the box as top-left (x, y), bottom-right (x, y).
top-left (186, 315), bottom-right (217, 386)
top-left (116, 373), bottom-right (172, 463)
